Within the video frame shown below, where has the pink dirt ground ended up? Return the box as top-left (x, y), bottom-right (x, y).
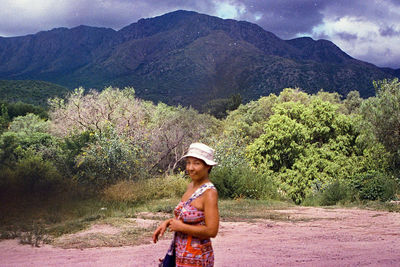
top-left (1, 207), bottom-right (400, 266)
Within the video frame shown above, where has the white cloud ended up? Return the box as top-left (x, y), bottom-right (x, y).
top-left (254, 13), bottom-right (263, 21)
top-left (310, 15), bottom-right (400, 68)
top-left (214, 0), bottom-right (246, 19)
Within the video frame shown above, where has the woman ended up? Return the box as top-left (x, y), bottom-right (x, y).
top-left (153, 142), bottom-right (219, 267)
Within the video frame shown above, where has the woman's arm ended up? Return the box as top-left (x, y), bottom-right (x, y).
top-left (152, 218), bottom-right (173, 243)
top-left (169, 189), bottom-right (219, 239)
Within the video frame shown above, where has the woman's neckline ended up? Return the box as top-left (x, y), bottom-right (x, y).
top-left (180, 182), bottom-right (213, 203)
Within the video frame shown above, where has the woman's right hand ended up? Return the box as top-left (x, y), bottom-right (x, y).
top-left (152, 219), bottom-right (171, 243)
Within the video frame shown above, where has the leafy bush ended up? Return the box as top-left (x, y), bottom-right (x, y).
top-left (0, 114), bottom-right (57, 167)
top-left (319, 180), bottom-right (350, 206)
top-left (102, 174), bottom-right (189, 202)
top-left (350, 171), bottom-right (397, 201)
top-left (0, 113), bottom-right (65, 195)
top-left (209, 131), bottom-right (278, 200)
top-left (210, 164), bottom-right (278, 200)
top-left (3, 152), bottom-right (63, 195)
top-left (56, 131), bottom-right (95, 177)
top-left (303, 180), bottom-right (351, 206)
top-left (75, 127), bottom-right (145, 188)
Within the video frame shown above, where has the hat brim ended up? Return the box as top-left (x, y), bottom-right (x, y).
top-left (180, 153), bottom-right (218, 166)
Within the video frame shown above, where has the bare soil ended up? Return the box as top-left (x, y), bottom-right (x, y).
top-left (1, 207), bottom-right (400, 266)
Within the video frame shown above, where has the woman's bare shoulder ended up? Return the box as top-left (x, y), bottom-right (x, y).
top-left (203, 187), bottom-right (218, 201)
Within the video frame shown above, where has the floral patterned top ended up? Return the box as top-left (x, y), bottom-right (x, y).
top-left (167, 182), bottom-right (216, 267)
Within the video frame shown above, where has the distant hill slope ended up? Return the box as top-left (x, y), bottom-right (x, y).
top-left (0, 10), bottom-right (398, 109)
top-left (0, 80), bottom-right (70, 106)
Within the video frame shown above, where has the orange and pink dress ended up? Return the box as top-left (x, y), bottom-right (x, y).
top-left (167, 182), bottom-right (216, 267)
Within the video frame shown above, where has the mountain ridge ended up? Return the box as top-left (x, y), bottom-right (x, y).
top-left (0, 10), bottom-right (398, 109)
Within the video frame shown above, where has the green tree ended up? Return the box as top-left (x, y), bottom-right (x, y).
top-left (5, 101), bottom-right (48, 120)
top-left (223, 88), bottom-right (312, 145)
top-left (202, 94), bottom-right (242, 119)
top-left (246, 98), bottom-right (363, 203)
top-left (223, 94), bottom-right (278, 144)
top-left (0, 104), bottom-right (10, 133)
top-left (343, 90), bottom-right (363, 115)
top-left (361, 78), bottom-right (400, 170)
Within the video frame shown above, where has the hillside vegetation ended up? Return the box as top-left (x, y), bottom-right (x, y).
top-left (0, 80), bottom-right (69, 106)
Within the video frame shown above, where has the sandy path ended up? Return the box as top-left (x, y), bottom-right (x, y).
top-left (1, 207), bottom-right (400, 266)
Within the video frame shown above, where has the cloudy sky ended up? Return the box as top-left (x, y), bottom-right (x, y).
top-left (1, 0), bottom-right (399, 69)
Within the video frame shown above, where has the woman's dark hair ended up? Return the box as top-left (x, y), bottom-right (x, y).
top-left (208, 166), bottom-right (213, 174)
top-left (199, 159), bottom-right (212, 174)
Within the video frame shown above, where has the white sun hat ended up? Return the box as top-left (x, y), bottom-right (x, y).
top-left (180, 142), bottom-right (218, 166)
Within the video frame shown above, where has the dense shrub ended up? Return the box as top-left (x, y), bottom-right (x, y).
top-left (223, 93), bottom-right (278, 144)
top-left (211, 164), bottom-right (278, 200)
top-left (102, 174), bottom-right (188, 202)
top-left (319, 180), bottom-right (350, 206)
top-left (75, 127), bottom-right (145, 188)
top-left (13, 153), bottom-right (63, 194)
top-left (0, 114), bottom-right (66, 196)
top-left (210, 126), bottom-right (279, 200)
top-left (302, 180), bottom-right (351, 206)
top-left (0, 151), bottom-right (62, 196)
top-left (350, 171), bottom-right (397, 201)
top-left (0, 114), bottom-right (56, 166)
top-left (57, 131), bottom-right (95, 177)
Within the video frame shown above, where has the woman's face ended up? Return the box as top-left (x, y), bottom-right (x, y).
top-left (185, 157), bottom-right (210, 181)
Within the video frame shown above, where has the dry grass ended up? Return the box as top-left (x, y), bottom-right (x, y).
top-left (103, 174), bottom-right (189, 202)
top-left (53, 217), bottom-right (162, 249)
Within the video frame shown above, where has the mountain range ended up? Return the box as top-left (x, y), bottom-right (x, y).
top-left (0, 10), bottom-right (398, 109)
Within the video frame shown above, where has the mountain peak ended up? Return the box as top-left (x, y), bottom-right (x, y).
top-left (286, 36), bottom-right (353, 63)
top-left (0, 10), bottom-right (396, 108)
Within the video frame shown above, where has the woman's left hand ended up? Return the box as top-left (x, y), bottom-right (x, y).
top-left (169, 219), bottom-right (185, 232)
